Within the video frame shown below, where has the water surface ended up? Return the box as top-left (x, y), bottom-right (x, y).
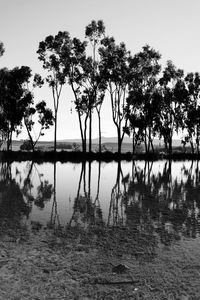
top-left (1, 160), bottom-right (200, 244)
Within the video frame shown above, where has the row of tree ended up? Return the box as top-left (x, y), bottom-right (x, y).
top-left (1, 21), bottom-right (200, 155)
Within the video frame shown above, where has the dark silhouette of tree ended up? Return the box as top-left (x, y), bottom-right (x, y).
top-left (60, 21), bottom-right (106, 153)
top-left (0, 66), bottom-right (33, 150)
top-left (183, 72), bottom-right (200, 153)
top-left (126, 45), bottom-right (162, 154)
top-left (37, 32), bottom-right (68, 152)
top-left (61, 36), bottom-right (88, 152)
top-left (99, 37), bottom-right (131, 154)
top-left (158, 61), bottom-right (188, 156)
top-left (85, 20), bottom-right (106, 153)
top-left (0, 110), bottom-right (7, 149)
top-left (24, 100), bottom-right (54, 151)
top-left (0, 41), bottom-right (4, 57)
top-left (22, 73), bottom-right (53, 151)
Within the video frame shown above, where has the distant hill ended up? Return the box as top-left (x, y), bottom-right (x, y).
top-left (59, 136), bottom-right (182, 147)
top-left (5, 137), bottom-right (182, 152)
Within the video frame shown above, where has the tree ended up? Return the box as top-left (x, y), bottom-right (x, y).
top-left (77, 54), bottom-right (106, 153)
top-left (62, 36), bottom-right (88, 152)
top-left (62, 21), bottom-right (106, 153)
top-left (0, 66), bottom-right (33, 150)
top-left (0, 41), bottom-right (5, 57)
top-left (159, 61), bottom-right (188, 156)
top-left (99, 37), bottom-right (131, 154)
top-left (23, 100), bottom-right (54, 151)
top-left (126, 45), bottom-right (162, 154)
top-left (183, 72), bottom-right (200, 153)
top-left (37, 32), bottom-right (69, 152)
top-left (85, 20), bottom-right (106, 153)
top-left (0, 113), bottom-right (7, 149)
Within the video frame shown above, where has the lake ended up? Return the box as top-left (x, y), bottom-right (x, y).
top-left (1, 159), bottom-right (200, 244)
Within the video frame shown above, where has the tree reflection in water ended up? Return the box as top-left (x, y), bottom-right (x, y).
top-left (0, 161), bottom-right (54, 234)
top-left (1, 159), bottom-right (200, 247)
top-left (67, 159), bottom-right (200, 247)
top-left (21, 161), bottom-right (53, 210)
top-left (49, 161), bottom-right (60, 229)
top-left (69, 161), bottom-right (103, 228)
top-left (0, 162), bottom-right (30, 234)
top-left (108, 161), bottom-right (129, 227)
top-left (124, 160), bottom-right (200, 245)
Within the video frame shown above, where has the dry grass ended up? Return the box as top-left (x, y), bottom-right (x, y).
top-left (0, 224), bottom-right (199, 299)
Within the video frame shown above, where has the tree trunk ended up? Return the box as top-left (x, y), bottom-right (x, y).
top-left (89, 108), bottom-right (92, 153)
top-left (190, 140), bottom-right (194, 154)
top-left (24, 119), bottom-right (35, 151)
top-left (132, 131), bottom-right (136, 155)
top-left (80, 112), bottom-right (86, 153)
top-left (54, 111), bottom-right (57, 153)
top-left (117, 127), bottom-right (122, 154)
top-left (83, 113), bottom-right (89, 153)
top-left (150, 137), bottom-right (154, 154)
top-left (168, 138), bottom-right (172, 157)
top-left (144, 128), bottom-right (148, 154)
top-left (7, 130), bottom-right (12, 151)
top-left (196, 126), bottom-right (200, 154)
top-left (97, 109), bottom-right (102, 153)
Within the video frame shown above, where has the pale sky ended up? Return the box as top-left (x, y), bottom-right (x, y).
top-left (1, 0), bottom-right (200, 141)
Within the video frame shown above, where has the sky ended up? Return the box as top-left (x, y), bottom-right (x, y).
top-left (1, 0), bottom-right (200, 141)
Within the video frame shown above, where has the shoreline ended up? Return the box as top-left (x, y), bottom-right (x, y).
top-left (1, 150), bottom-right (200, 162)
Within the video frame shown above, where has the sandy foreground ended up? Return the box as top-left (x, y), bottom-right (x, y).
top-left (0, 224), bottom-right (200, 300)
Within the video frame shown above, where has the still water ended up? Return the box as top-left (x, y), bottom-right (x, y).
top-left (1, 160), bottom-right (200, 243)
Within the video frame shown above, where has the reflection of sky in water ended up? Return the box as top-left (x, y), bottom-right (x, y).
top-left (10, 160), bottom-right (200, 230)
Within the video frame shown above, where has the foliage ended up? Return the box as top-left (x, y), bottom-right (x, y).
top-left (20, 139), bottom-right (33, 151)
top-left (158, 61), bottom-right (188, 155)
top-left (99, 36), bottom-right (131, 154)
top-left (0, 41), bottom-right (5, 57)
top-left (37, 32), bottom-right (69, 152)
top-left (24, 100), bottom-right (54, 151)
top-left (0, 66), bottom-right (33, 150)
top-left (125, 45), bottom-right (161, 154)
top-left (183, 72), bottom-right (200, 153)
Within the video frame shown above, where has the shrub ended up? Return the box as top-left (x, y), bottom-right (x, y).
top-left (20, 140), bottom-right (32, 151)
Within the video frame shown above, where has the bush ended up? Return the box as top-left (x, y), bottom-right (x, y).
top-left (20, 140), bottom-right (32, 151)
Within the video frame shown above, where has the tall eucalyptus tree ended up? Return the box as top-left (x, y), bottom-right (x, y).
top-left (60, 21), bottom-right (106, 153)
top-left (159, 61), bottom-right (188, 156)
top-left (0, 42), bottom-right (5, 146)
top-left (126, 45), bottom-right (161, 154)
top-left (0, 66), bottom-right (33, 150)
top-left (61, 36), bottom-right (88, 152)
top-left (24, 100), bottom-right (54, 151)
top-left (37, 32), bottom-right (69, 152)
top-left (99, 37), bottom-right (131, 154)
top-left (184, 72), bottom-right (200, 153)
top-left (85, 20), bottom-right (106, 153)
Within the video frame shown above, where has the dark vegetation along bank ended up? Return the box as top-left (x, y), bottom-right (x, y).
top-left (1, 148), bottom-right (200, 163)
top-left (1, 20), bottom-right (200, 157)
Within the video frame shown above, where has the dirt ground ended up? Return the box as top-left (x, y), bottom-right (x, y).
top-left (0, 224), bottom-right (200, 300)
